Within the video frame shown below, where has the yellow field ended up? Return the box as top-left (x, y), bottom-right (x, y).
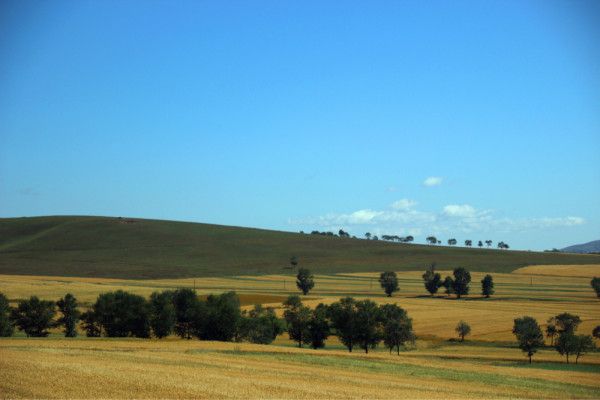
top-left (512, 264), bottom-right (600, 278)
top-left (1, 265), bottom-right (600, 398)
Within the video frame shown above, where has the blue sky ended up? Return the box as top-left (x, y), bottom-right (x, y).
top-left (1, 0), bottom-right (599, 250)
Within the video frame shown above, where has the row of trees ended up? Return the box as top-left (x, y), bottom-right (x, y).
top-left (284, 296), bottom-right (414, 354)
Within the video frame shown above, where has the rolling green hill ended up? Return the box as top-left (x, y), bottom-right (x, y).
top-left (0, 216), bottom-right (598, 279)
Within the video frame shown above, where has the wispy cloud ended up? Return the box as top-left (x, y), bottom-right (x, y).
top-left (391, 199), bottom-right (417, 210)
top-left (423, 176), bottom-right (443, 187)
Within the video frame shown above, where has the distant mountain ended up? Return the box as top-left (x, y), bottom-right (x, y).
top-left (561, 240), bottom-right (600, 254)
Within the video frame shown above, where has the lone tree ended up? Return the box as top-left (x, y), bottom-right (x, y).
top-left (481, 274), bottom-right (494, 298)
top-left (56, 293), bottom-right (80, 337)
top-left (0, 292), bottom-right (14, 337)
top-left (365, 232), bottom-right (371, 240)
top-left (10, 296), bottom-right (56, 337)
top-left (379, 271), bottom-right (399, 297)
top-left (327, 297), bottom-right (358, 352)
top-left (513, 316), bottom-right (544, 364)
top-left (423, 264), bottom-right (442, 296)
top-left (296, 268), bottom-right (315, 295)
top-left (591, 277), bottom-right (600, 298)
top-left (380, 303), bottom-right (414, 355)
top-left (451, 267), bottom-right (471, 299)
top-left (354, 299), bottom-right (382, 353)
top-left (307, 303), bottom-right (330, 349)
top-left (149, 291), bottom-right (176, 339)
top-left (455, 321), bottom-right (471, 342)
top-left (283, 295), bottom-right (311, 348)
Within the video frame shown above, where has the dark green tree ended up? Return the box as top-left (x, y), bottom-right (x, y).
top-left (380, 303), bottom-right (414, 355)
top-left (80, 310), bottom-right (101, 337)
top-left (56, 293), bottom-right (80, 337)
top-left (0, 292), bottom-right (14, 337)
top-left (553, 313), bottom-right (581, 334)
top-left (513, 316), bottom-right (544, 363)
top-left (442, 276), bottom-right (454, 296)
top-left (172, 288), bottom-right (202, 339)
top-left (592, 326), bottom-right (600, 340)
top-left (447, 238), bottom-right (457, 246)
top-left (573, 335), bottom-right (595, 364)
top-left (296, 268), bottom-right (315, 295)
top-left (423, 265), bottom-right (442, 296)
top-left (10, 296), bottom-right (55, 337)
top-left (546, 322), bottom-right (557, 346)
top-left (379, 271), bottom-right (399, 297)
top-left (591, 277), bottom-right (600, 298)
top-left (283, 295), bottom-right (311, 347)
top-left (555, 332), bottom-right (577, 364)
top-left (200, 291), bottom-right (241, 341)
top-left (481, 274), bottom-right (494, 298)
top-left (327, 297), bottom-right (358, 352)
top-left (455, 320), bottom-right (471, 342)
top-left (307, 303), bottom-right (330, 349)
top-left (354, 299), bottom-right (382, 353)
top-left (149, 291), bottom-right (176, 339)
top-left (451, 267), bottom-right (471, 299)
top-left (91, 290), bottom-right (150, 338)
top-left (239, 305), bottom-right (284, 344)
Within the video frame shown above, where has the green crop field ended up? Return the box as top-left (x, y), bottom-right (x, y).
top-left (0, 216), bottom-right (597, 279)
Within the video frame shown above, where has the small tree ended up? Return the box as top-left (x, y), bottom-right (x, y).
top-left (423, 265), bottom-right (442, 296)
top-left (573, 335), bottom-right (595, 364)
top-left (447, 238), bottom-right (457, 246)
top-left (149, 291), bottom-right (176, 339)
top-left (307, 303), bottom-right (330, 349)
top-left (485, 240), bottom-right (492, 247)
top-left (296, 268), bottom-right (315, 295)
top-left (426, 236), bottom-right (437, 245)
top-left (80, 310), bottom-right (101, 337)
top-left (0, 292), bottom-right (14, 337)
top-left (290, 256), bottom-right (298, 270)
top-left (478, 240), bottom-right (483, 248)
top-left (452, 267), bottom-right (471, 299)
top-left (56, 293), bottom-right (81, 337)
top-left (591, 277), bottom-right (600, 298)
top-left (354, 299), bottom-right (382, 353)
top-left (239, 305), bottom-right (284, 344)
top-left (592, 326), bottom-right (600, 340)
top-left (513, 316), bottom-right (544, 363)
top-left (379, 271), bottom-right (399, 297)
top-left (283, 295), bottom-right (311, 347)
top-left (10, 296), bottom-right (56, 337)
top-left (556, 332), bottom-right (577, 364)
top-left (380, 304), bottom-right (414, 355)
top-left (442, 276), bottom-right (454, 296)
top-left (464, 240), bottom-right (472, 247)
top-left (365, 232), bottom-right (371, 240)
top-left (481, 275), bottom-right (494, 298)
top-left (455, 321), bottom-right (471, 342)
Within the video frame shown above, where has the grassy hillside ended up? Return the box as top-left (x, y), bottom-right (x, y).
top-left (0, 216), bottom-right (598, 279)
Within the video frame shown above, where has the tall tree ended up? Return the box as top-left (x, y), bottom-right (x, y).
top-left (572, 335), bottom-right (595, 364)
top-left (555, 332), bottom-right (577, 364)
top-left (283, 295), bottom-right (311, 348)
top-left (513, 316), bottom-right (544, 364)
top-left (0, 292), bottom-right (14, 337)
top-left (451, 267), bottom-right (471, 299)
top-left (354, 300), bottom-right (382, 353)
top-left (149, 291), bottom-right (176, 339)
top-left (380, 304), bottom-right (414, 355)
top-left (327, 297), bottom-right (358, 352)
top-left (56, 293), bottom-right (80, 337)
top-left (379, 271), bottom-right (399, 297)
top-left (296, 268), bottom-right (315, 295)
top-left (10, 296), bottom-right (56, 337)
top-left (591, 277), bottom-right (600, 298)
top-left (307, 303), bottom-right (330, 349)
top-left (423, 265), bottom-right (442, 296)
top-left (455, 321), bottom-right (471, 342)
top-left (172, 288), bottom-right (201, 339)
top-left (481, 275), bottom-right (494, 298)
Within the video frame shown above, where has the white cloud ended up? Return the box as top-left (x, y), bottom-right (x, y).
top-left (391, 199), bottom-right (417, 210)
top-left (443, 204), bottom-right (477, 218)
top-left (423, 177), bottom-right (443, 187)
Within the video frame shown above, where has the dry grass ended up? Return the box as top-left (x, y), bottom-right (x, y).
top-left (1, 338), bottom-right (599, 399)
top-left (512, 264), bottom-right (600, 278)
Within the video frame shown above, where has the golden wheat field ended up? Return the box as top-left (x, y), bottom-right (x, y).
top-left (1, 265), bottom-right (600, 398)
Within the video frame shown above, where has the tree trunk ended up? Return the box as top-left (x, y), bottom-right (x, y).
top-left (576, 354), bottom-right (579, 364)
top-left (566, 354), bottom-right (569, 364)
top-left (529, 354), bottom-right (532, 364)
top-left (397, 345), bottom-right (400, 356)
